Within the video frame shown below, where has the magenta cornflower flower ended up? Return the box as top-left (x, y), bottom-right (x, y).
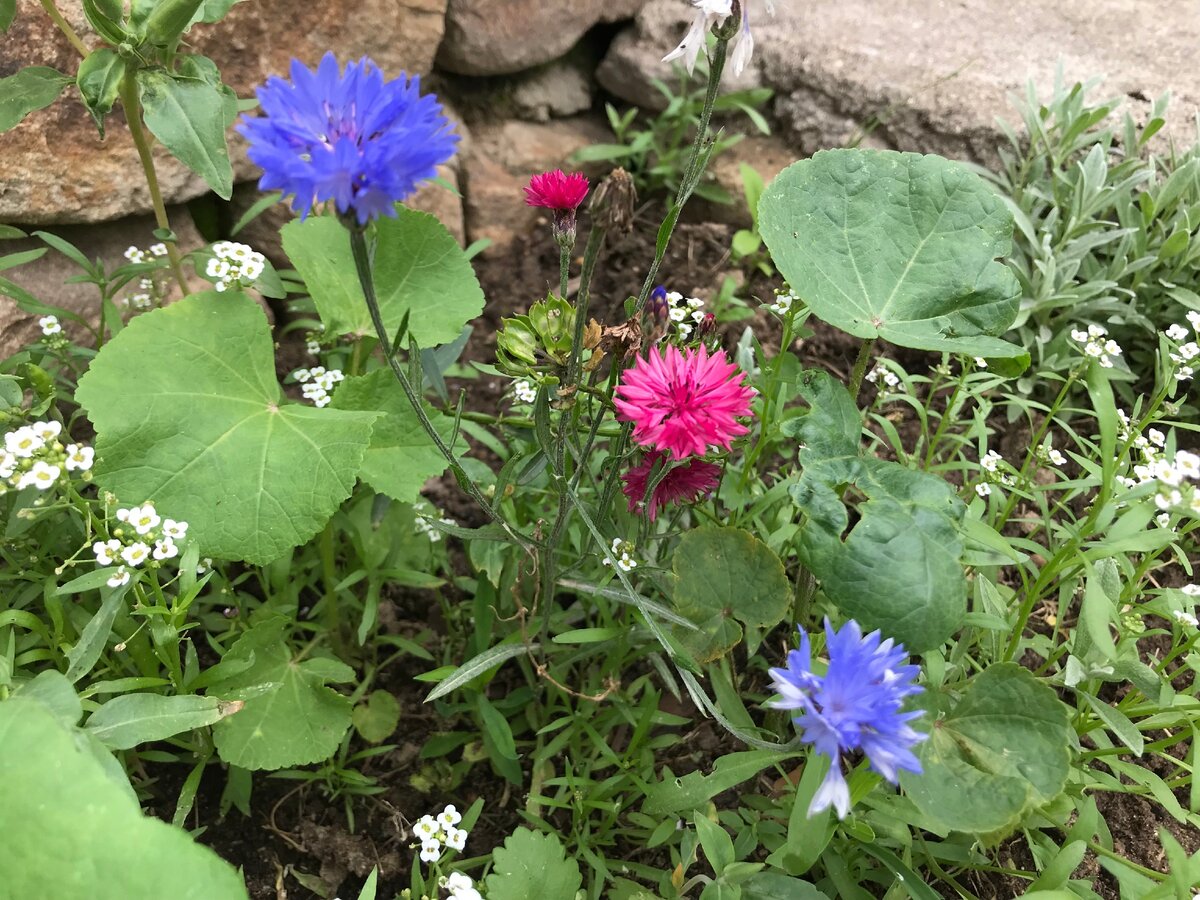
top-left (622, 451), bottom-right (722, 521)
top-left (239, 53), bottom-right (458, 225)
top-left (769, 619), bottom-right (926, 819)
top-left (614, 345), bottom-right (754, 460)
top-left (524, 170), bottom-right (590, 211)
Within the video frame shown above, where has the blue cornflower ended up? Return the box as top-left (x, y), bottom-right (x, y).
top-left (239, 53), bottom-right (458, 225)
top-left (768, 618), bottom-right (926, 819)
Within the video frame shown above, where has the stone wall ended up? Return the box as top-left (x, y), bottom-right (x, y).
top-left (4, 0), bottom-right (1200, 353)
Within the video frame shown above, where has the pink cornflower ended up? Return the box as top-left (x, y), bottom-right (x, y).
top-left (524, 169), bottom-right (590, 211)
top-left (622, 452), bottom-right (722, 521)
top-left (614, 344), bottom-right (754, 460)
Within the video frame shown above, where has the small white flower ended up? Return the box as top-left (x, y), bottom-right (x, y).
top-left (64, 444), bottom-right (94, 472)
top-left (1148, 428), bottom-right (1166, 447)
top-left (162, 518), bottom-right (188, 540)
top-left (152, 537), bottom-right (178, 560)
top-left (677, 322), bottom-right (693, 339)
top-left (1155, 490), bottom-right (1182, 510)
top-left (1181, 584), bottom-right (1200, 596)
top-left (980, 449), bottom-right (1002, 472)
top-left (123, 246), bottom-right (146, 263)
top-left (1087, 324), bottom-right (1107, 338)
top-left (1175, 451), bottom-right (1200, 481)
top-left (139, 278), bottom-right (155, 290)
top-left (128, 503), bottom-right (161, 535)
top-left (39, 315), bottom-right (62, 336)
top-left (1180, 341), bottom-right (1200, 361)
top-left (974, 357), bottom-right (988, 368)
top-left (444, 826), bottom-right (467, 851)
top-left (130, 292), bottom-right (152, 309)
top-left (1166, 323), bottom-right (1189, 341)
top-left (1173, 609), bottom-right (1199, 628)
top-left (686, 296), bottom-right (704, 309)
top-left (1156, 512), bottom-right (1172, 529)
top-left (663, 0), bottom-right (733, 74)
top-left (1047, 448), bottom-right (1066, 466)
top-left (149, 242), bottom-right (168, 257)
top-left (106, 566), bottom-right (131, 589)
top-left (32, 421), bottom-right (61, 442)
top-left (446, 873), bottom-right (474, 893)
top-left (205, 258), bottom-right (231, 280)
top-left (1070, 329), bottom-right (1089, 343)
top-left (121, 542), bottom-right (151, 567)
top-left (669, 306), bottom-right (687, 323)
top-left (0, 451), bottom-right (15, 478)
top-left (306, 339), bottom-right (322, 355)
top-left (6, 427), bottom-right (45, 458)
top-left (93, 539), bottom-right (122, 566)
top-left (975, 483), bottom-right (992, 498)
top-left (1177, 365), bottom-right (1195, 381)
top-left (438, 805), bottom-right (462, 828)
top-left (1152, 459), bottom-right (1182, 487)
top-left (197, 557), bottom-right (213, 575)
top-left (512, 380), bottom-right (538, 404)
top-left (419, 838), bottom-right (441, 863)
top-left (18, 460), bottom-right (60, 491)
top-left (1187, 310), bottom-right (1200, 330)
top-left (414, 815), bottom-right (439, 840)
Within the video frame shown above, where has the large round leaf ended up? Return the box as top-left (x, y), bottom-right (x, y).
top-left (671, 526), bottom-right (790, 662)
top-left (900, 663), bottom-right (1072, 835)
top-left (281, 207), bottom-right (485, 347)
top-left (760, 149), bottom-right (1024, 358)
top-left (75, 293), bottom-right (378, 565)
top-left (0, 698), bottom-right (248, 899)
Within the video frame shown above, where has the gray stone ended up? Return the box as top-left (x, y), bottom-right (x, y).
top-left (0, 209), bottom-right (204, 358)
top-left (511, 58), bottom-right (595, 122)
top-left (0, 0), bottom-right (447, 225)
top-left (437, 0), bottom-right (648, 76)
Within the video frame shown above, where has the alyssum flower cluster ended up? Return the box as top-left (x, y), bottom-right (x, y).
top-left (412, 804), bottom-right (468, 864)
top-left (1, 420), bottom-right (92, 495)
top-left (292, 366), bottom-right (345, 407)
top-left (205, 240), bottom-right (267, 293)
top-left (93, 501), bottom-right (189, 588)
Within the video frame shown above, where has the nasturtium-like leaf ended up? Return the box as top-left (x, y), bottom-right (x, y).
top-left (330, 369), bottom-right (450, 503)
top-left (76, 49), bottom-right (126, 137)
top-left (0, 699), bottom-right (249, 899)
top-left (137, 69), bottom-right (233, 199)
top-left (281, 208), bottom-right (485, 347)
top-left (784, 371), bottom-right (965, 651)
top-left (900, 663), bottom-right (1072, 835)
top-left (671, 526), bottom-right (790, 663)
top-left (485, 828), bottom-right (583, 900)
top-left (759, 149), bottom-right (1025, 359)
top-left (351, 689), bottom-right (401, 743)
top-left (0, 66), bottom-right (72, 132)
top-left (75, 292), bottom-right (377, 565)
top-left (207, 619), bottom-right (356, 771)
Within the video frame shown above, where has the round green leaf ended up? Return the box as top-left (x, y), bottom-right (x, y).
top-left (206, 620), bottom-right (356, 771)
top-left (486, 829), bottom-right (583, 900)
top-left (671, 526), bottom-right (790, 663)
top-left (281, 207), bottom-right (485, 347)
top-left (0, 698), bottom-right (249, 899)
top-left (900, 663), bottom-right (1072, 835)
top-left (352, 690), bottom-right (401, 744)
top-left (75, 292), bottom-right (378, 565)
top-left (330, 368), bottom-right (450, 502)
top-left (760, 149), bottom-right (1023, 357)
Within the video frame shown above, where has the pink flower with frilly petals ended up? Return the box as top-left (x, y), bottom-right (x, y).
top-left (525, 169), bottom-right (590, 211)
top-left (614, 345), bottom-right (754, 459)
top-left (622, 451), bottom-right (722, 521)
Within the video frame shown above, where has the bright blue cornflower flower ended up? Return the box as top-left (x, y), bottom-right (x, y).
top-left (768, 618), bottom-right (926, 818)
top-left (239, 53), bottom-right (458, 225)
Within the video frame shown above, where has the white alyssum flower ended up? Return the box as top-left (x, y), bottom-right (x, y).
top-left (64, 444), bottom-right (94, 472)
top-left (1047, 448), bottom-right (1067, 466)
top-left (1152, 458), bottom-right (1182, 487)
top-left (123, 246), bottom-right (147, 264)
top-left (1155, 489), bottom-right (1183, 510)
top-left (0, 451), bottom-right (15, 478)
top-left (106, 566), bottom-right (131, 589)
top-left (974, 357), bottom-right (988, 369)
top-left (152, 537), bottom-right (179, 560)
top-left (1181, 584), bottom-right (1200, 596)
top-left (39, 315), bottom-right (62, 336)
top-left (1177, 365), bottom-right (1195, 382)
top-left (162, 518), bottom-right (188, 540)
top-left (444, 872), bottom-right (483, 900)
top-left (1173, 609), bottom-right (1199, 628)
top-left (1187, 310), bottom-right (1200, 331)
top-left (1070, 324), bottom-right (1122, 368)
top-left (414, 815), bottom-right (439, 840)
top-left (975, 482), bottom-right (992, 498)
top-left (6, 426), bottom-right (45, 458)
top-left (93, 539), bottom-right (122, 566)
top-left (980, 449), bottom-right (1002, 472)
top-left (124, 503), bottom-right (162, 535)
top-left (32, 421), bottom-right (61, 443)
top-left (207, 240), bottom-right (266, 292)
top-left (865, 364), bottom-right (902, 390)
top-left (1166, 323), bottom-right (1190, 341)
top-left (1175, 450), bottom-right (1200, 481)
top-left (437, 805), bottom-right (462, 828)
top-left (18, 460), bottom-right (60, 491)
top-left (768, 291), bottom-right (795, 315)
top-left (419, 839), bottom-right (441, 863)
top-left (444, 826), bottom-right (468, 851)
top-left (149, 242), bottom-right (168, 257)
top-left (121, 541), bottom-right (152, 567)
top-left (669, 305), bottom-right (688, 323)
top-left (602, 537), bottom-right (638, 572)
top-left (512, 380), bottom-right (538, 404)
top-left (1156, 512), bottom-right (1172, 529)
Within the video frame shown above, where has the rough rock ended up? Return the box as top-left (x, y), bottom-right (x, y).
top-left (510, 57), bottom-right (596, 122)
top-left (462, 117), bottom-right (611, 254)
top-left (437, 0), bottom-right (648, 76)
top-left (0, 0), bottom-right (447, 225)
top-left (603, 0), bottom-right (1200, 165)
top-left (596, 0), bottom-right (765, 112)
top-left (0, 209), bottom-right (204, 358)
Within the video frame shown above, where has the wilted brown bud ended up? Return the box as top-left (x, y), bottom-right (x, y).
top-left (589, 168), bottom-right (637, 235)
top-left (583, 318), bottom-right (603, 350)
top-left (599, 318), bottom-right (643, 362)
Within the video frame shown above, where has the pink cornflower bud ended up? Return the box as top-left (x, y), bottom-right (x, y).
top-left (526, 169), bottom-right (590, 250)
top-left (614, 344), bottom-right (755, 460)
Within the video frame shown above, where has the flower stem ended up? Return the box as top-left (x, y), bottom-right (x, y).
top-left (557, 240), bottom-right (570, 300)
top-left (347, 228), bottom-right (533, 550)
top-left (847, 337), bottom-right (877, 401)
top-left (38, 0), bottom-right (88, 56)
top-left (118, 74), bottom-right (191, 296)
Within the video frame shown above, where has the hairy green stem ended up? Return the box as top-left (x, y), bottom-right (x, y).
top-left (347, 228), bottom-right (532, 550)
top-left (39, 0), bottom-right (88, 56)
top-left (118, 74), bottom-right (191, 297)
top-left (847, 337), bottom-right (877, 401)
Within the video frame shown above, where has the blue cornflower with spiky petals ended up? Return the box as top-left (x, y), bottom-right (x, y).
top-left (239, 53), bottom-right (458, 225)
top-left (768, 618), bottom-right (927, 819)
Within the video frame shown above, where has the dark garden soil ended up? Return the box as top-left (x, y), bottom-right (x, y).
top-left (143, 194), bottom-right (1195, 900)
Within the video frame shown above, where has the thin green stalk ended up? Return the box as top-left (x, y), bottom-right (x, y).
top-left (347, 228), bottom-right (532, 550)
top-left (847, 337), bottom-right (877, 402)
top-left (38, 0), bottom-right (88, 55)
top-left (557, 241), bottom-right (570, 300)
top-left (118, 74), bottom-right (191, 297)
